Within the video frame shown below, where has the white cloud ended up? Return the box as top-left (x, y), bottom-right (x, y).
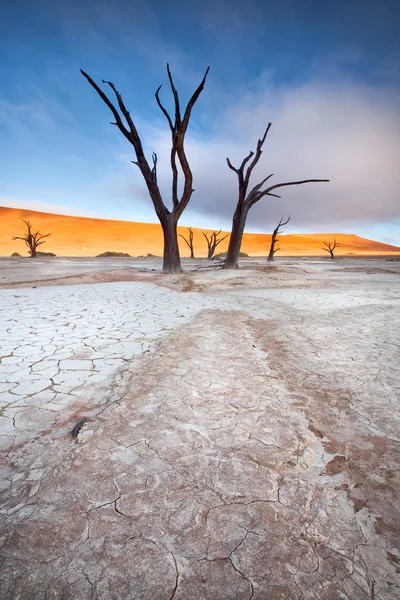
top-left (131, 76), bottom-right (400, 233)
top-left (2, 72), bottom-right (399, 242)
top-left (0, 197), bottom-right (94, 218)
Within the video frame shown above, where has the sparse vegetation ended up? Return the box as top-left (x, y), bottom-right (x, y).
top-left (215, 251), bottom-right (249, 258)
top-left (96, 251), bottom-right (131, 257)
top-left (12, 220), bottom-right (51, 258)
top-left (11, 252), bottom-right (21, 257)
top-left (37, 251), bottom-right (56, 257)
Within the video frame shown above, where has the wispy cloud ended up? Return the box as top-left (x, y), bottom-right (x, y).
top-left (0, 197), bottom-right (94, 218)
top-left (126, 76), bottom-right (400, 232)
top-left (1, 0), bottom-right (399, 243)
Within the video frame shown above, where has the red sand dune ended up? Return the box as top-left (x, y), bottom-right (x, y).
top-left (1, 206), bottom-right (399, 257)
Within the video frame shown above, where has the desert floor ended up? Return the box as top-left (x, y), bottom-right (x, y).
top-left (0, 256), bottom-right (399, 599)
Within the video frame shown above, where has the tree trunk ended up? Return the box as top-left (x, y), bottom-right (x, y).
top-left (161, 215), bottom-right (182, 273)
top-left (330, 252), bottom-right (334, 259)
top-left (30, 245), bottom-right (37, 258)
top-left (190, 247), bottom-right (195, 259)
top-left (224, 206), bottom-right (248, 269)
top-left (267, 232), bottom-right (277, 261)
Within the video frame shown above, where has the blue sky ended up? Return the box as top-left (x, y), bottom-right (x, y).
top-left (1, 0), bottom-right (399, 244)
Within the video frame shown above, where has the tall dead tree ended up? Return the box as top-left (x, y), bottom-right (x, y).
top-left (81, 65), bottom-right (209, 273)
top-left (203, 230), bottom-right (230, 259)
top-left (179, 227), bottom-right (195, 258)
top-left (12, 220), bottom-right (51, 257)
top-left (322, 238), bottom-right (340, 259)
top-left (224, 123), bottom-right (329, 269)
top-left (267, 215), bottom-right (290, 262)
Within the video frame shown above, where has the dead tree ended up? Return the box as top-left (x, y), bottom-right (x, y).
top-left (267, 216), bottom-right (290, 262)
top-left (81, 65), bottom-right (209, 273)
top-left (322, 238), bottom-right (340, 259)
top-left (224, 123), bottom-right (329, 269)
top-left (179, 227), bottom-right (195, 258)
top-left (12, 220), bottom-right (51, 257)
top-left (202, 230), bottom-right (230, 259)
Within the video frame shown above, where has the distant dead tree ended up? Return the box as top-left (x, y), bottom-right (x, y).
top-left (267, 216), bottom-right (290, 262)
top-left (179, 227), bottom-right (195, 259)
top-left (203, 230), bottom-right (230, 259)
top-left (81, 65), bottom-right (209, 273)
top-left (322, 238), bottom-right (340, 259)
top-left (224, 123), bottom-right (329, 269)
top-left (12, 220), bottom-right (51, 258)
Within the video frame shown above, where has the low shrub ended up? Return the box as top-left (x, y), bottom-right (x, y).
top-left (214, 251), bottom-right (249, 258)
top-left (96, 251), bottom-right (131, 257)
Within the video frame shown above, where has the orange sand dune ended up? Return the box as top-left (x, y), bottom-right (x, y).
top-left (1, 207), bottom-right (399, 257)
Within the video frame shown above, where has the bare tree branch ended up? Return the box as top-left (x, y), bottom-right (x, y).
top-left (173, 67), bottom-right (210, 219)
top-left (248, 179), bottom-right (330, 207)
top-left (226, 157), bottom-right (239, 172)
top-left (322, 238), bottom-right (340, 258)
top-left (12, 220), bottom-right (51, 257)
top-left (279, 216), bottom-right (291, 227)
top-left (179, 227), bottom-right (195, 258)
top-left (248, 173), bottom-right (274, 196)
top-left (203, 230), bottom-right (230, 259)
top-left (226, 151), bottom-right (254, 175)
top-left (80, 70), bottom-right (131, 143)
top-left (153, 65), bottom-right (210, 219)
top-left (224, 122), bottom-right (329, 269)
top-left (81, 64), bottom-right (209, 273)
top-left (151, 152), bottom-right (158, 183)
top-left (267, 216), bottom-right (290, 261)
top-left (181, 66), bottom-right (210, 133)
top-left (81, 69), bottom-right (166, 222)
top-left (243, 123), bottom-right (272, 189)
top-left (155, 85), bottom-right (174, 132)
top-left (170, 147), bottom-right (179, 209)
top-left (166, 63), bottom-right (181, 127)
top-left (258, 178), bottom-right (330, 201)
top-left (202, 231), bottom-right (213, 257)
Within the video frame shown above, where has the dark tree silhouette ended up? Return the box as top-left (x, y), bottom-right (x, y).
top-left (81, 65), bottom-right (209, 273)
top-left (224, 123), bottom-right (329, 269)
top-left (179, 227), bottom-right (195, 259)
top-left (267, 216), bottom-right (290, 262)
top-left (322, 238), bottom-right (340, 259)
top-left (203, 230), bottom-right (230, 259)
top-left (12, 220), bottom-right (51, 258)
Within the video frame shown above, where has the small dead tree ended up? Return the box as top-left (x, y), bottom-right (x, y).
top-left (203, 230), bottom-right (230, 259)
top-left (179, 227), bottom-right (195, 258)
top-left (224, 123), bottom-right (329, 269)
top-left (267, 216), bottom-right (290, 262)
top-left (81, 65), bottom-right (209, 273)
top-left (322, 238), bottom-right (340, 259)
top-left (12, 220), bottom-right (51, 257)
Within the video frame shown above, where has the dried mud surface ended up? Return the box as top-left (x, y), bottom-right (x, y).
top-left (0, 257), bottom-right (399, 599)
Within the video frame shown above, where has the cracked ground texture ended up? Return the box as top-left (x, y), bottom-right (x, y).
top-left (0, 258), bottom-right (399, 599)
